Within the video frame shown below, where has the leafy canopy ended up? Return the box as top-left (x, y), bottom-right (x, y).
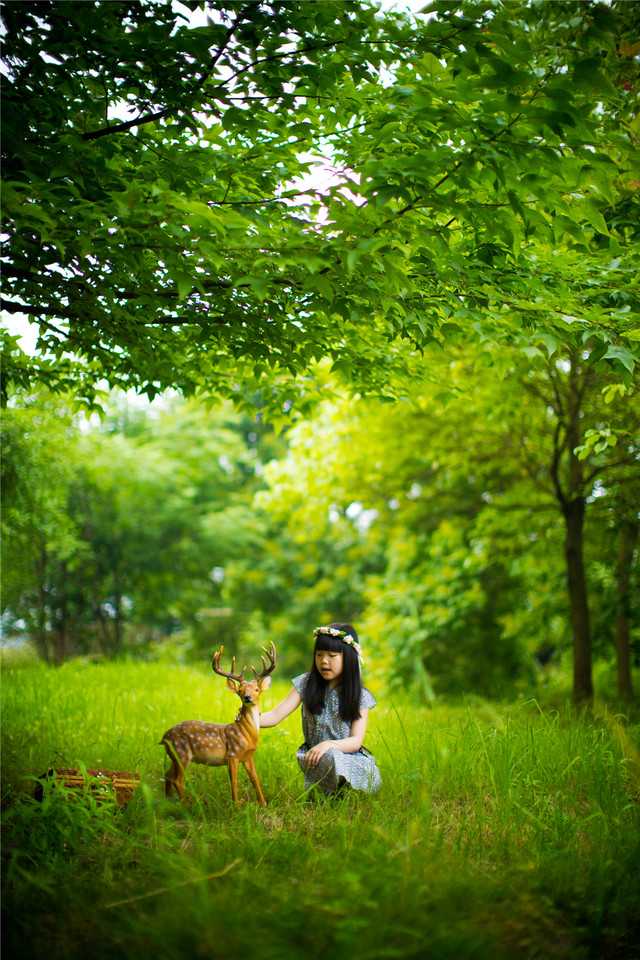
top-left (1, 0), bottom-right (638, 408)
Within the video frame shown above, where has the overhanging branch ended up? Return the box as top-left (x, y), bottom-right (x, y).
top-left (82, 2), bottom-right (259, 142)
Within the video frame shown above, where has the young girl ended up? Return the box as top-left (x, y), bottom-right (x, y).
top-left (260, 623), bottom-right (381, 796)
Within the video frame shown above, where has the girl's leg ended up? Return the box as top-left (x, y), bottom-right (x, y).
top-left (309, 749), bottom-right (341, 795)
top-left (297, 749), bottom-right (348, 797)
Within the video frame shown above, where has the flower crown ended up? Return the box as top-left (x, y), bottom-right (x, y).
top-left (313, 625), bottom-right (363, 661)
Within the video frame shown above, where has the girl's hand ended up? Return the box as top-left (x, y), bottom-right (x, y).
top-left (305, 741), bottom-right (335, 768)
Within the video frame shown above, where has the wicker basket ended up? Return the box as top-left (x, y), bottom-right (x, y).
top-left (34, 767), bottom-right (141, 806)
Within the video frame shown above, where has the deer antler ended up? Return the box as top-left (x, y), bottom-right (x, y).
top-left (252, 642), bottom-right (277, 680)
top-left (211, 646), bottom-right (245, 683)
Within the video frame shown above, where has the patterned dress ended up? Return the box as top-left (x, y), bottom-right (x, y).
top-left (292, 673), bottom-right (382, 795)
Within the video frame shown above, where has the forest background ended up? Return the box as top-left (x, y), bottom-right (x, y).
top-left (2, 0), bottom-right (639, 706)
top-left (2, 365), bottom-right (638, 705)
top-left (2, 2), bottom-right (640, 958)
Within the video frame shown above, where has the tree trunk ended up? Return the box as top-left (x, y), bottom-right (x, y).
top-left (54, 625), bottom-right (67, 665)
top-left (559, 353), bottom-right (594, 705)
top-left (95, 604), bottom-right (111, 655)
top-left (54, 597), bottom-right (68, 667)
top-left (615, 518), bottom-right (638, 701)
top-left (563, 497), bottom-right (593, 704)
top-left (53, 568), bottom-right (68, 665)
top-left (113, 589), bottom-right (123, 654)
top-left (35, 541), bottom-right (51, 663)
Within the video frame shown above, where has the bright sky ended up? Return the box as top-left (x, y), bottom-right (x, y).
top-left (3, 317), bottom-right (37, 353)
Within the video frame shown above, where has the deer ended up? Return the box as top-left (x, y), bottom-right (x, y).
top-left (160, 643), bottom-right (276, 806)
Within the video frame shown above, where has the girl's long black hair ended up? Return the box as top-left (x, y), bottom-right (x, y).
top-left (303, 623), bottom-right (362, 723)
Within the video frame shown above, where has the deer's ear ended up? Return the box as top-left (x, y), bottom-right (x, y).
top-left (226, 677), bottom-right (239, 693)
top-left (260, 675), bottom-right (272, 690)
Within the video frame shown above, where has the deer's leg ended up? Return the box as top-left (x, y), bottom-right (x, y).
top-left (243, 755), bottom-right (267, 806)
top-left (227, 758), bottom-right (240, 803)
top-left (165, 759), bottom-right (179, 798)
top-left (172, 761), bottom-right (188, 801)
top-left (166, 764), bottom-right (185, 799)
top-left (164, 739), bottom-right (188, 801)
top-left (165, 756), bottom-right (184, 799)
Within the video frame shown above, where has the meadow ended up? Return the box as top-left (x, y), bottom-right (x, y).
top-left (2, 656), bottom-right (640, 960)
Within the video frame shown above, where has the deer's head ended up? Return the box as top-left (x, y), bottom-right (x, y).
top-left (212, 643), bottom-right (277, 706)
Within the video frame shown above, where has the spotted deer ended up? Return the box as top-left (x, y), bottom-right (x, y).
top-left (160, 643), bottom-right (276, 805)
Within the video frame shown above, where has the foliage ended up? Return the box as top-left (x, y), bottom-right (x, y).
top-left (2, 660), bottom-right (640, 960)
top-left (1, 0), bottom-right (408, 405)
top-left (1, 396), bottom-right (86, 660)
top-left (332, 0), bottom-right (640, 370)
top-left (253, 343), bottom-right (639, 696)
top-left (1, 393), bottom-right (279, 660)
top-left (2, 1), bottom-right (638, 410)
top-left (219, 510), bottom-right (386, 675)
top-left (5, 318), bottom-right (638, 698)
top-left (4, 0), bottom-right (637, 697)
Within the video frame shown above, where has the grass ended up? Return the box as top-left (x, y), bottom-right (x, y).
top-left (2, 658), bottom-right (640, 960)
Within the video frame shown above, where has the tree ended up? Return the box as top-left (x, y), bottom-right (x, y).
top-left (251, 369), bottom-right (556, 696)
top-left (255, 341), bottom-right (639, 701)
top-left (615, 515), bottom-right (639, 700)
top-left (3, 0), bottom-right (638, 693)
top-left (1, 392), bottom-right (283, 661)
top-left (2, 1), bottom-right (638, 408)
top-left (1, 397), bottom-right (83, 662)
top-left (588, 471), bottom-right (640, 700)
top-left (1, 0), bottom-right (408, 404)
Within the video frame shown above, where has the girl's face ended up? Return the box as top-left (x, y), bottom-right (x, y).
top-left (315, 648), bottom-right (344, 687)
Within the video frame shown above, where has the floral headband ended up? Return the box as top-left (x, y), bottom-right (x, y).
top-left (313, 626), bottom-right (363, 662)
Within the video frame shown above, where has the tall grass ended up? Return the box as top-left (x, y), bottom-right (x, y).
top-left (2, 659), bottom-right (639, 960)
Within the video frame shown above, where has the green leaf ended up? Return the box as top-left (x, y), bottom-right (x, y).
top-left (601, 383), bottom-right (628, 404)
top-left (582, 201), bottom-right (609, 236)
top-left (603, 346), bottom-right (635, 373)
top-left (331, 358), bottom-right (352, 377)
top-left (512, 300), bottom-right (547, 312)
top-left (346, 249), bottom-right (360, 273)
top-left (538, 334), bottom-right (558, 358)
top-left (173, 272), bottom-right (192, 301)
top-left (417, 53), bottom-right (446, 78)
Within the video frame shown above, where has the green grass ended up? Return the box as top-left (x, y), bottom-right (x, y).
top-left (2, 659), bottom-right (640, 960)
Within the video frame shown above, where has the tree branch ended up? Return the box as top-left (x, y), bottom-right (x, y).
top-left (549, 416), bottom-right (569, 509)
top-left (584, 456), bottom-right (640, 486)
top-left (522, 379), bottom-right (556, 410)
top-left (546, 360), bottom-right (565, 418)
top-left (371, 74), bottom-right (553, 236)
top-left (0, 303), bottom-right (70, 341)
top-left (489, 501), bottom-right (557, 512)
top-left (82, 108), bottom-right (168, 142)
top-left (517, 429), bottom-right (556, 499)
top-left (209, 189), bottom-right (320, 206)
top-left (1, 298), bottom-right (75, 325)
top-left (82, 2), bottom-right (259, 141)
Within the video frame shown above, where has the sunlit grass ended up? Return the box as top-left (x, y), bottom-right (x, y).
top-left (2, 660), bottom-right (640, 960)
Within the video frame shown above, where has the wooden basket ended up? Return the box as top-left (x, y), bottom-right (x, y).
top-left (34, 767), bottom-right (141, 807)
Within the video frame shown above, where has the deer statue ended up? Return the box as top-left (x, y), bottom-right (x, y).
top-left (160, 643), bottom-right (277, 805)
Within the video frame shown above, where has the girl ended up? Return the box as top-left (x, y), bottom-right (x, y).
top-left (260, 623), bottom-right (382, 796)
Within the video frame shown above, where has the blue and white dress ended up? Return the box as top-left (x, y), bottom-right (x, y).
top-left (292, 673), bottom-right (382, 795)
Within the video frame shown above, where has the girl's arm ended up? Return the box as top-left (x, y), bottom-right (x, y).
top-left (305, 710), bottom-right (369, 766)
top-left (259, 687), bottom-right (301, 727)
